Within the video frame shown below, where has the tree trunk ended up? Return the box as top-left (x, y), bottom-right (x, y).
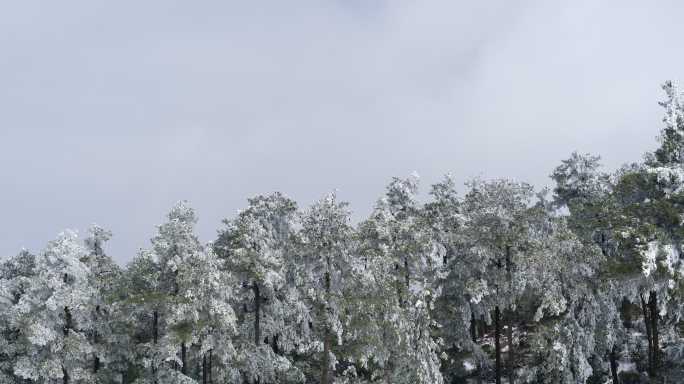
top-left (93, 304), bottom-right (101, 374)
top-left (209, 349), bottom-right (213, 384)
top-left (470, 312), bottom-right (477, 342)
top-left (63, 305), bottom-right (72, 384)
top-left (404, 257), bottom-right (410, 291)
top-left (640, 294), bottom-right (653, 373)
top-left (202, 354), bottom-right (207, 384)
top-left (64, 306), bottom-right (72, 335)
top-left (504, 245), bottom-right (513, 384)
top-left (254, 282), bottom-right (261, 345)
top-left (480, 314), bottom-right (487, 338)
top-left (649, 291), bottom-right (659, 373)
top-left (271, 333), bottom-right (280, 355)
top-left (507, 310), bottom-right (514, 384)
top-left (495, 306), bottom-right (501, 384)
top-left (153, 310), bottom-right (159, 384)
top-left (321, 271), bottom-right (332, 384)
top-left (181, 342), bottom-right (187, 375)
top-left (609, 345), bottom-right (620, 384)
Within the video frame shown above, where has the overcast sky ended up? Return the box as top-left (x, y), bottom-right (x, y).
top-left (2, 0), bottom-right (683, 263)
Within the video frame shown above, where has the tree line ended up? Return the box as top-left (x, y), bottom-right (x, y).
top-left (2, 82), bottom-right (684, 383)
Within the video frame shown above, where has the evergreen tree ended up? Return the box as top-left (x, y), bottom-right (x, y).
top-left (214, 192), bottom-right (305, 383)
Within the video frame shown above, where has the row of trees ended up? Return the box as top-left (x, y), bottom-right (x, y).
top-left (1, 82), bottom-right (684, 383)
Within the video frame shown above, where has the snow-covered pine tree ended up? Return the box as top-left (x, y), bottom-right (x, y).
top-left (9, 231), bottom-right (96, 383)
top-left (460, 178), bottom-right (539, 384)
top-left (214, 192), bottom-right (305, 383)
top-left (298, 192), bottom-right (354, 384)
top-left (356, 175), bottom-right (444, 384)
top-left (0, 250), bottom-right (38, 383)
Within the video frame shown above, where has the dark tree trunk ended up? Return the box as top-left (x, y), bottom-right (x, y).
top-left (404, 257), bottom-right (410, 291)
top-left (93, 304), bottom-right (101, 374)
top-left (209, 349), bottom-right (213, 384)
top-left (621, 297), bottom-right (632, 328)
top-left (480, 314), bottom-right (487, 338)
top-left (470, 312), bottom-right (477, 342)
top-left (202, 354), bottom-right (207, 384)
top-left (640, 294), bottom-right (653, 373)
top-left (63, 304), bottom-right (72, 384)
top-left (495, 306), bottom-right (501, 384)
top-left (153, 310), bottom-right (159, 384)
top-left (181, 342), bottom-right (187, 375)
top-left (504, 245), bottom-right (514, 384)
top-left (64, 306), bottom-right (72, 336)
top-left (153, 310), bottom-right (159, 344)
top-left (507, 310), bottom-right (514, 384)
top-left (254, 282), bottom-right (261, 345)
top-left (609, 345), bottom-right (620, 384)
top-left (322, 271), bottom-right (332, 384)
top-left (649, 291), bottom-right (659, 373)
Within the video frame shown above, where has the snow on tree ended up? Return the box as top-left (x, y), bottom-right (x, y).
top-left (459, 178), bottom-right (541, 384)
top-left (80, 225), bottom-right (131, 383)
top-left (297, 192), bottom-right (356, 384)
top-left (4, 80), bottom-right (684, 383)
top-left (355, 175), bottom-right (444, 384)
top-left (214, 192), bottom-right (305, 383)
top-left (124, 201), bottom-right (232, 384)
top-left (9, 231), bottom-right (97, 383)
top-left (0, 249), bottom-right (38, 383)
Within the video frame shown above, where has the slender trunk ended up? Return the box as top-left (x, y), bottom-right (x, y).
top-left (507, 310), bottom-right (514, 384)
top-left (254, 282), bottom-right (261, 345)
top-left (153, 311), bottom-right (159, 344)
top-left (63, 304), bottom-right (71, 384)
top-left (609, 346), bottom-right (620, 384)
top-left (153, 310), bottom-right (159, 384)
top-left (272, 333), bottom-right (280, 355)
top-left (476, 360), bottom-right (483, 384)
top-left (64, 306), bottom-right (72, 335)
top-left (504, 245), bottom-right (513, 384)
top-left (202, 354), bottom-right (207, 384)
top-left (649, 291), bottom-right (659, 372)
top-left (404, 257), bottom-right (410, 290)
top-left (322, 270), bottom-right (332, 384)
top-left (495, 306), bottom-right (501, 384)
top-left (93, 304), bottom-right (101, 374)
top-left (181, 342), bottom-right (187, 375)
top-left (640, 294), bottom-right (653, 373)
top-left (93, 322), bottom-right (100, 374)
top-left (470, 312), bottom-right (477, 342)
top-left (209, 349), bottom-right (213, 384)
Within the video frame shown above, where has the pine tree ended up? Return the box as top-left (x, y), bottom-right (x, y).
top-left (214, 192), bottom-right (304, 383)
top-left (10, 231), bottom-right (96, 383)
top-left (0, 250), bottom-right (38, 383)
top-left (298, 192), bottom-right (354, 384)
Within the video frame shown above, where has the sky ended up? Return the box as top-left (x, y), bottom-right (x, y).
top-left (1, 0), bottom-right (683, 263)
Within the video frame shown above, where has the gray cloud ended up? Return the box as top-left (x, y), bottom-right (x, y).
top-left (1, 0), bottom-right (682, 262)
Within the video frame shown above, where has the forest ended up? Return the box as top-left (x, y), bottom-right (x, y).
top-left (2, 82), bottom-right (684, 384)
